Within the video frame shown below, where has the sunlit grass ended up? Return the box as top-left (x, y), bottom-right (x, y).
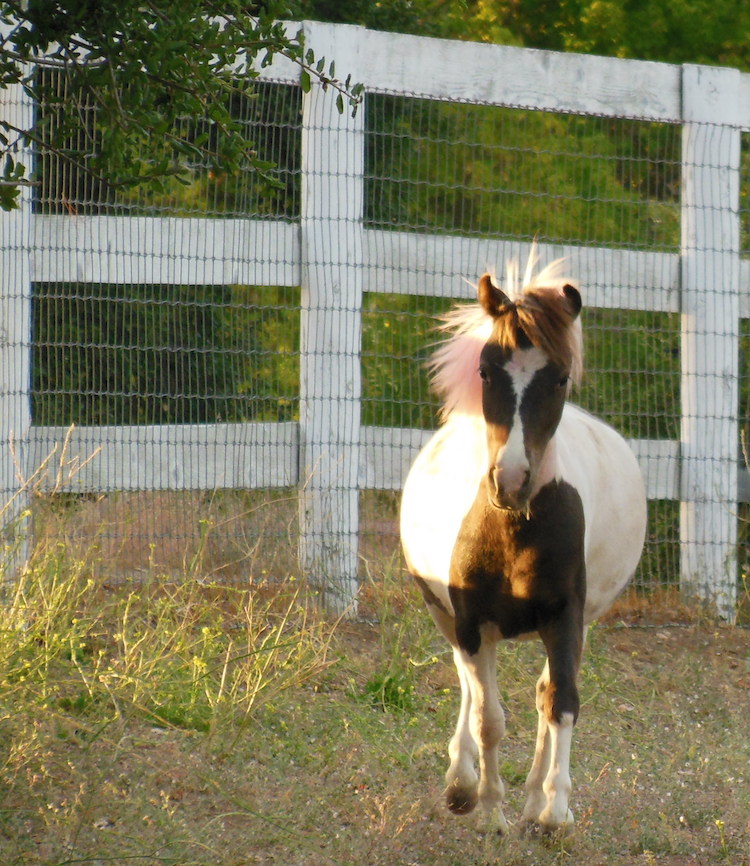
top-left (0, 547), bottom-right (336, 736)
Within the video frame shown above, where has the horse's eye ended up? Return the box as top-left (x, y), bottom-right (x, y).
top-left (478, 366), bottom-right (489, 383)
top-left (557, 375), bottom-right (570, 389)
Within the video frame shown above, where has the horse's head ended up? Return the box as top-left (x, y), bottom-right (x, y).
top-left (476, 274), bottom-right (582, 512)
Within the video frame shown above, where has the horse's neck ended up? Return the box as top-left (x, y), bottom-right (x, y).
top-left (532, 436), bottom-right (561, 497)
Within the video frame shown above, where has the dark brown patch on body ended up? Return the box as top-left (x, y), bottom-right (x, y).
top-left (448, 477), bottom-right (586, 721)
top-left (412, 574), bottom-right (450, 616)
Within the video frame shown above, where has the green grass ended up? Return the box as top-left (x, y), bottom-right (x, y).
top-left (0, 541), bottom-right (747, 866)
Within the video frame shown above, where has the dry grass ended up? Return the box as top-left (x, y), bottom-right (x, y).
top-left (30, 488), bottom-right (303, 583)
top-left (28, 488), bottom-right (403, 588)
top-left (0, 547), bottom-right (747, 866)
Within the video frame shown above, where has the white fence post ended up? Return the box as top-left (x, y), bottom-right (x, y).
top-left (680, 64), bottom-right (741, 620)
top-left (298, 22), bottom-right (365, 614)
top-left (0, 55), bottom-right (33, 575)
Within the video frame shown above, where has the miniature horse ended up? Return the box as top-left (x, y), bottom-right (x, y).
top-left (400, 256), bottom-right (647, 834)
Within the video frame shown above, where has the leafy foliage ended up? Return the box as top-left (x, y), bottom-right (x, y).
top-left (494, 0), bottom-right (750, 69)
top-left (579, 308), bottom-right (681, 441)
top-left (0, 0), bottom-right (362, 211)
top-left (362, 293), bottom-right (452, 430)
top-left (36, 74), bottom-right (304, 217)
top-left (2, 0), bottom-right (748, 212)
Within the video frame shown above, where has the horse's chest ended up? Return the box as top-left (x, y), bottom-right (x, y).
top-left (448, 479), bottom-right (585, 650)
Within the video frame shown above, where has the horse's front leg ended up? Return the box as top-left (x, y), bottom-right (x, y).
top-left (523, 615), bottom-right (584, 833)
top-left (451, 633), bottom-right (509, 833)
top-left (422, 603), bottom-right (482, 817)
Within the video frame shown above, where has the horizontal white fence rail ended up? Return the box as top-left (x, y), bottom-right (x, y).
top-left (24, 423), bottom-right (718, 505)
top-left (2, 21), bottom-right (749, 618)
top-left (29, 214), bottom-right (750, 316)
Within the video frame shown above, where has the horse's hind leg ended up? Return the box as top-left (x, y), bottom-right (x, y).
top-left (451, 637), bottom-right (509, 833)
top-left (445, 648), bottom-right (479, 815)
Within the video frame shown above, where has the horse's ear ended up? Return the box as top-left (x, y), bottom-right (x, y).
top-left (478, 274), bottom-right (512, 318)
top-left (562, 283), bottom-right (582, 320)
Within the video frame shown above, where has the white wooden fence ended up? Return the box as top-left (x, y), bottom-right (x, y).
top-left (1, 21), bottom-right (748, 618)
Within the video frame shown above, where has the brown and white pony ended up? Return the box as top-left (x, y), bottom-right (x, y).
top-left (400, 255), bottom-right (647, 833)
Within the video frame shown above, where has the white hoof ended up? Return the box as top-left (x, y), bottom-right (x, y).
top-left (521, 808), bottom-right (574, 836)
top-left (521, 794), bottom-right (547, 824)
top-left (475, 805), bottom-right (509, 836)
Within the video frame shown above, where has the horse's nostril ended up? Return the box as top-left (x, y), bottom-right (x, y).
top-left (491, 466), bottom-right (529, 495)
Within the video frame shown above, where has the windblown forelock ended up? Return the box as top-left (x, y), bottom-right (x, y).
top-left (429, 304), bottom-right (493, 420)
top-left (492, 288), bottom-right (581, 376)
top-left (428, 261), bottom-right (583, 421)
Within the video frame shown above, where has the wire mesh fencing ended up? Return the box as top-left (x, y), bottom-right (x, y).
top-left (1, 22), bottom-right (748, 618)
top-left (24, 74), bottom-right (304, 586)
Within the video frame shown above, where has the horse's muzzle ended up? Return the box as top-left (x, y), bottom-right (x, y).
top-left (488, 466), bottom-right (531, 512)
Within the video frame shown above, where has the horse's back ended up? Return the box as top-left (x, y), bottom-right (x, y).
top-left (400, 404), bottom-right (647, 625)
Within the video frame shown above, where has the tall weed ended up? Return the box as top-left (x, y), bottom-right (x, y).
top-left (0, 540), bottom-right (337, 744)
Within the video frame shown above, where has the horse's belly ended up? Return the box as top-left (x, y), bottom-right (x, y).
top-left (557, 407), bottom-right (647, 621)
top-left (400, 418), bottom-right (486, 611)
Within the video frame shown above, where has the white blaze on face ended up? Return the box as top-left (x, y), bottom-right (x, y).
top-left (494, 347), bottom-right (549, 496)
